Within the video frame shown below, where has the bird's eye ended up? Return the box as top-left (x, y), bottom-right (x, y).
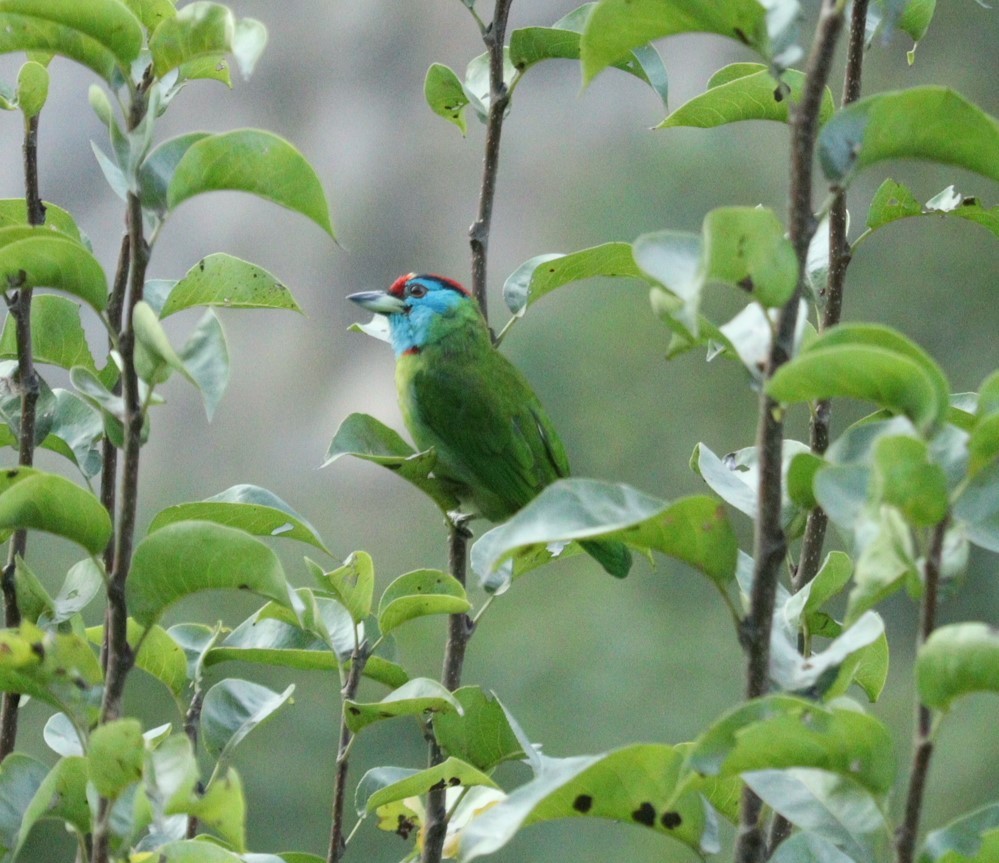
top-left (408, 284), bottom-right (427, 298)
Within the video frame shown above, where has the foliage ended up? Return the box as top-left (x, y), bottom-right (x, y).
top-left (0, 2), bottom-right (995, 863)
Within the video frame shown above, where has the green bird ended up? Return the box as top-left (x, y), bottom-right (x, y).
top-left (348, 273), bottom-right (632, 578)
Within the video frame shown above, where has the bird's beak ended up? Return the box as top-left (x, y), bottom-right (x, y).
top-left (348, 290), bottom-right (407, 315)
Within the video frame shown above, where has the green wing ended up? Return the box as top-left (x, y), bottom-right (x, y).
top-left (405, 350), bottom-right (569, 520)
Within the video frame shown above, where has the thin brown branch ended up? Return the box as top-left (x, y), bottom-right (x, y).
top-left (737, 3), bottom-right (846, 860)
top-left (896, 518), bottom-right (947, 863)
top-left (0, 112), bottom-right (46, 760)
top-left (327, 645), bottom-right (368, 863)
top-left (468, 0), bottom-right (514, 320)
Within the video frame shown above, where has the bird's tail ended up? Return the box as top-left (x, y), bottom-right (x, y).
top-left (580, 539), bottom-right (632, 579)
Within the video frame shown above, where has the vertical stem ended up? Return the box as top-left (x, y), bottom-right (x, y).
top-left (468, 0), bottom-right (514, 319)
top-left (896, 519), bottom-right (947, 863)
top-left (736, 3), bottom-right (845, 861)
top-left (0, 112), bottom-right (46, 760)
top-left (327, 647), bottom-right (368, 863)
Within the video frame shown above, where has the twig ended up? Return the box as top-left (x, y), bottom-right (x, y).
top-left (895, 518), bottom-right (947, 863)
top-left (327, 644), bottom-right (368, 863)
top-left (736, 3), bottom-right (846, 861)
top-left (793, 0), bottom-right (869, 595)
top-left (468, 0), bottom-right (514, 321)
top-left (0, 111), bottom-right (46, 760)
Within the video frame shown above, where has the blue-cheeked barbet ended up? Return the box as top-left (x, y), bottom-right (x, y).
top-left (348, 273), bottom-right (632, 578)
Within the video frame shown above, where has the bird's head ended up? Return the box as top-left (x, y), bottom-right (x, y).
top-left (349, 273), bottom-right (477, 357)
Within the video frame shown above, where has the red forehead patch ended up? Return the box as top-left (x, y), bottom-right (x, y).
top-left (388, 273), bottom-right (472, 298)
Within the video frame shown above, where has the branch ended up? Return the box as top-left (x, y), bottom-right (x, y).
top-left (327, 644), bottom-right (368, 863)
top-left (895, 517), bottom-right (947, 863)
top-left (468, 0), bottom-right (514, 320)
top-left (0, 111), bottom-right (46, 760)
top-left (736, 3), bottom-right (846, 861)
top-left (793, 0), bottom-right (869, 595)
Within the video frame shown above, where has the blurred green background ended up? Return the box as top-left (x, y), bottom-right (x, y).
top-left (1, 2), bottom-right (997, 860)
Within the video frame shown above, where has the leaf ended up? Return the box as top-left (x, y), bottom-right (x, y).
top-left (323, 412), bottom-right (459, 513)
top-left (783, 551), bottom-right (853, 634)
top-left (357, 757), bottom-right (498, 814)
top-left (50, 558), bottom-right (104, 623)
top-left (954, 459), bottom-right (999, 553)
top-left (865, 179), bottom-right (999, 239)
top-left (660, 63), bottom-right (834, 129)
top-left (916, 622), bottom-right (999, 711)
top-left (42, 712), bottom-right (82, 757)
top-left (920, 803), bottom-right (999, 863)
top-left (88, 719), bottom-right (145, 799)
top-left (503, 242), bottom-right (643, 316)
top-left (433, 687), bottom-right (525, 772)
top-left (138, 131), bottom-right (213, 216)
top-left (819, 87), bottom-right (999, 185)
top-left (190, 768), bottom-right (247, 852)
top-left (0, 228), bottom-right (107, 310)
top-left (344, 677), bottom-right (462, 734)
top-left (0, 0), bottom-right (143, 81)
top-left (126, 520), bottom-right (297, 627)
top-left (308, 551), bottom-right (374, 624)
top-left (201, 679), bottom-right (295, 765)
top-left (580, 0), bottom-right (800, 85)
top-left (459, 744), bottom-right (717, 860)
top-left (377, 569), bottom-right (470, 635)
top-left (0, 467), bottom-right (111, 553)
top-left (771, 831), bottom-right (860, 863)
top-left (149, 484), bottom-right (329, 554)
top-left (687, 693), bottom-right (895, 794)
top-left (17, 756), bottom-right (90, 852)
top-left (872, 435), bottom-right (948, 526)
top-left (767, 323), bottom-right (949, 434)
top-left (16, 59), bottom-right (48, 118)
top-left (179, 309), bottom-right (230, 420)
top-left (167, 129), bottom-right (335, 237)
top-left (133, 300), bottom-right (195, 386)
top-left (846, 506), bottom-right (917, 622)
top-left (160, 253), bottom-right (302, 317)
top-left (0, 295), bottom-right (97, 372)
top-left (0, 753), bottom-right (48, 857)
top-left (0, 199), bottom-right (84, 243)
top-left (425, 63), bottom-right (468, 134)
top-left (149, 2), bottom-right (265, 79)
top-left (743, 768), bottom-right (890, 863)
top-left (471, 479), bottom-right (737, 592)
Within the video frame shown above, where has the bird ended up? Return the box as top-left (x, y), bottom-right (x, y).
top-left (348, 273), bottom-right (632, 578)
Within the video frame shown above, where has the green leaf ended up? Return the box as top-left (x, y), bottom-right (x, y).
top-left (126, 520), bottom-right (297, 627)
top-left (916, 622), bottom-right (999, 711)
top-left (179, 309), bottom-right (229, 420)
top-left (323, 412), bottom-right (459, 513)
top-left (145, 840), bottom-right (246, 863)
top-left (0, 0), bottom-right (143, 81)
top-left (0, 227), bottom-right (107, 310)
top-left (133, 299), bottom-right (195, 386)
top-left (11, 555), bottom-right (52, 624)
top-left (145, 733), bottom-right (200, 815)
top-left (132, 620), bottom-right (189, 697)
top-left (954, 459), bottom-right (999, 553)
top-left (0, 199), bottom-right (84, 242)
top-left (138, 131), bottom-right (212, 216)
top-left (167, 129), bottom-right (334, 237)
top-left (772, 831), bottom-right (860, 863)
top-left (743, 769), bottom-right (890, 862)
top-left (17, 755), bottom-right (90, 852)
top-left (149, 2), bottom-right (266, 79)
top-left (460, 744), bottom-right (717, 860)
top-left (783, 551), bottom-right (853, 635)
top-left (0, 753), bottom-right (48, 857)
top-left (121, 0), bottom-right (175, 32)
top-left (160, 253), bottom-right (302, 317)
top-left (819, 87), bottom-right (999, 185)
top-left (767, 323), bottom-right (949, 434)
top-left (357, 757), bottom-right (498, 814)
top-left (865, 179), bottom-right (999, 240)
top-left (920, 803), bottom-right (999, 863)
top-left (50, 558), bottom-right (104, 624)
top-left (503, 242), bottom-right (643, 316)
top-left (425, 63), bottom-right (468, 134)
top-left (149, 484), bottom-right (329, 555)
top-left (308, 551), bottom-right (374, 624)
top-left (201, 679), bottom-right (295, 765)
top-left (433, 687), bottom-right (525, 772)
top-left (0, 467), bottom-right (111, 553)
top-left (471, 480), bottom-right (737, 592)
top-left (377, 569), bottom-right (470, 635)
top-left (88, 719), bottom-right (145, 799)
top-left (344, 677), bottom-right (462, 734)
top-left (846, 506), bottom-right (917, 622)
top-left (659, 63), bottom-right (834, 129)
top-left (0, 294), bottom-right (97, 372)
top-left (688, 694), bottom-right (895, 793)
top-left (190, 768), bottom-right (247, 852)
top-left (16, 59), bottom-right (48, 118)
top-left (580, 0), bottom-right (799, 85)
top-left (872, 435), bottom-right (948, 526)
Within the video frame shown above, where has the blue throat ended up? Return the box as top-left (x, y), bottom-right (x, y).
top-left (386, 288), bottom-right (465, 358)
